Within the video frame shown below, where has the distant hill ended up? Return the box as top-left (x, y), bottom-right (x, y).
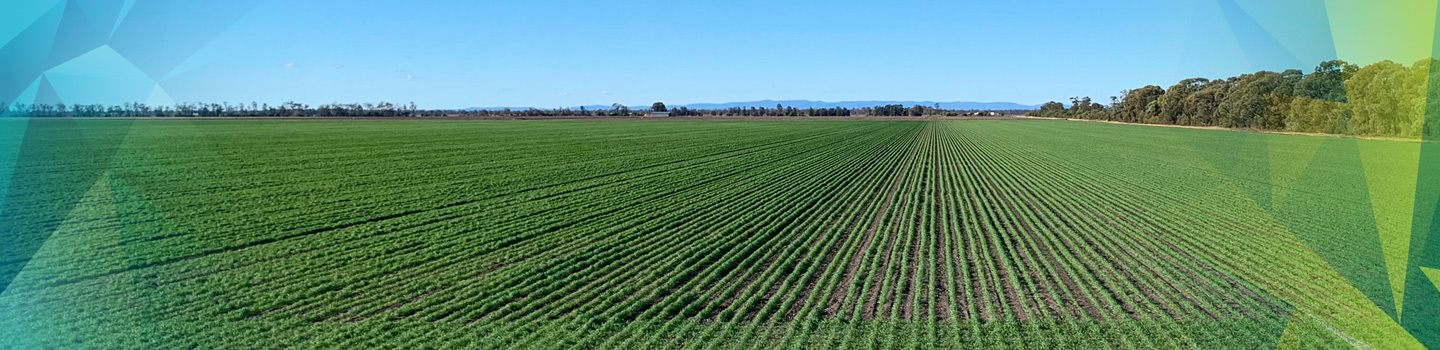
top-left (464, 100), bottom-right (1039, 111)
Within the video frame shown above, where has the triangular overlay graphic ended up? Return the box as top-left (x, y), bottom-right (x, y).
top-left (0, 0), bottom-right (65, 50)
top-left (1271, 133), bottom-right (1393, 319)
top-left (1216, 0), bottom-right (1304, 71)
top-left (0, 77), bottom-right (43, 215)
top-left (1274, 314), bottom-right (1303, 350)
top-left (1355, 138), bottom-right (1422, 317)
top-left (44, 0), bottom-right (108, 68)
top-left (106, 0), bottom-right (265, 82)
top-left (1402, 71), bottom-right (1440, 345)
top-left (0, 1), bottom-right (66, 106)
top-left (1212, 0), bottom-right (1406, 326)
top-left (109, 0), bottom-right (136, 40)
top-left (145, 83), bottom-right (173, 106)
top-left (0, 173), bottom-right (143, 349)
top-left (1185, 129), bottom-right (1272, 212)
top-left (1392, 4), bottom-right (1440, 346)
top-left (44, 45), bottom-right (156, 106)
top-left (70, 0), bottom-right (125, 39)
top-left (1265, 132), bottom-right (1323, 211)
top-left (1424, 267), bottom-right (1440, 294)
top-left (0, 80), bottom-right (133, 295)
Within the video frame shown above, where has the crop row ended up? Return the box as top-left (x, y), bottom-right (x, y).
top-left (1, 119), bottom-right (1406, 349)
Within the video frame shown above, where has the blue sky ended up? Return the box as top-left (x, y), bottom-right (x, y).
top-left (154, 0), bottom-right (1286, 109)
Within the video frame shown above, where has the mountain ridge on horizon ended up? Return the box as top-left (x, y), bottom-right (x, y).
top-left (463, 100), bottom-right (1040, 111)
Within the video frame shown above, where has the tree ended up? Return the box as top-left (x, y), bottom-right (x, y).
top-left (1183, 79), bottom-right (1230, 126)
top-left (1344, 60), bottom-right (1426, 136)
top-left (1118, 86), bottom-right (1164, 123)
top-left (1259, 69), bottom-right (1304, 130)
top-left (651, 102), bottom-right (667, 112)
top-left (1216, 71), bottom-right (1291, 129)
top-left (1157, 78), bottom-right (1208, 125)
top-left (1032, 101), bottom-right (1067, 118)
top-left (610, 103), bottom-right (630, 116)
top-left (1043, 96), bottom-right (1110, 120)
top-left (1295, 60), bottom-right (1358, 103)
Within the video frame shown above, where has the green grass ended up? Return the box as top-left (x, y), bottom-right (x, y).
top-left (0, 119), bottom-right (1423, 349)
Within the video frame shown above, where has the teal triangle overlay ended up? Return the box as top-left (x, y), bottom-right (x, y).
top-left (1402, 114), bottom-right (1440, 347)
top-left (1215, 0), bottom-right (1305, 73)
top-left (1399, 9), bottom-right (1440, 347)
top-left (45, 0), bottom-right (107, 70)
top-left (1400, 251), bottom-right (1439, 346)
top-left (1214, 0), bottom-right (1347, 107)
top-left (33, 75), bottom-right (62, 106)
top-left (0, 117), bottom-right (132, 295)
top-left (45, 45), bottom-right (157, 106)
top-left (1272, 136), bottom-right (1394, 319)
top-left (70, 0), bottom-right (124, 40)
top-left (1195, 304), bottom-right (1295, 349)
top-left (0, 1), bottom-right (66, 104)
top-left (110, 0), bottom-right (136, 40)
top-left (0, 77), bottom-right (42, 217)
top-left (106, 0), bottom-right (265, 82)
top-left (1186, 129), bottom-right (1273, 212)
top-left (0, 0), bottom-right (64, 50)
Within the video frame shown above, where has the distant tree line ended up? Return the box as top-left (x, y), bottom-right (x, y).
top-left (1, 101), bottom-right (423, 117)
top-left (462, 103), bottom-right (1025, 118)
top-left (1032, 59), bottom-right (1438, 138)
top-left (457, 102), bottom-right (1025, 118)
top-left (4, 100), bottom-right (1027, 119)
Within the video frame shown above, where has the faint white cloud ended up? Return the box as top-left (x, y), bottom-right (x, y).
top-left (284, 62), bottom-right (296, 68)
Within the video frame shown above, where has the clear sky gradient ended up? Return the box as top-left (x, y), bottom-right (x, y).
top-left (156, 0), bottom-right (1312, 109)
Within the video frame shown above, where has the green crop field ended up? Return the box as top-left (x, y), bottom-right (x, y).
top-left (0, 119), bottom-right (1426, 349)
